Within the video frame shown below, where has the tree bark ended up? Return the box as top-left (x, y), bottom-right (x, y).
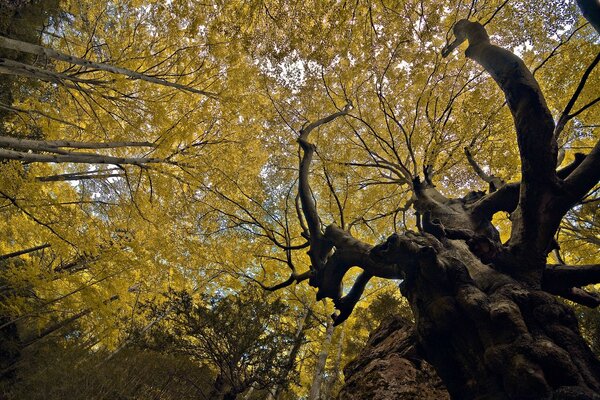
top-left (324, 327), bottom-right (344, 399)
top-left (208, 373), bottom-right (239, 400)
top-left (308, 318), bottom-right (335, 400)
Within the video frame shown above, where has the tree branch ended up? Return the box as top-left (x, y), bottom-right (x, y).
top-left (246, 270), bottom-right (311, 291)
top-left (464, 146), bottom-right (505, 192)
top-left (0, 243), bottom-right (50, 261)
top-left (443, 20), bottom-right (567, 278)
top-left (543, 264), bottom-right (600, 289)
top-left (470, 152), bottom-right (588, 220)
top-left (554, 51), bottom-right (600, 140)
top-left (297, 103), bottom-right (351, 271)
top-left (0, 35), bottom-right (217, 97)
top-left (561, 139), bottom-right (600, 210)
top-left (0, 135), bottom-right (155, 151)
top-left (576, 0), bottom-right (600, 34)
top-left (0, 148), bottom-right (162, 166)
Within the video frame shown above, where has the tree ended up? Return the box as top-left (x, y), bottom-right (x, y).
top-left (263, 13), bottom-right (600, 400)
top-left (136, 288), bottom-right (301, 400)
top-left (1, 1), bottom-right (598, 399)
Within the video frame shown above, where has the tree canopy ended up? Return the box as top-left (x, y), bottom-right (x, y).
top-left (0, 0), bottom-right (598, 399)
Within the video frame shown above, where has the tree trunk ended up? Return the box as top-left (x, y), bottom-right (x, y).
top-left (308, 318), bottom-right (335, 400)
top-left (385, 238), bottom-right (600, 400)
top-left (208, 373), bottom-right (239, 400)
top-left (324, 328), bottom-right (344, 399)
top-left (267, 307), bottom-right (312, 400)
top-left (338, 316), bottom-right (449, 400)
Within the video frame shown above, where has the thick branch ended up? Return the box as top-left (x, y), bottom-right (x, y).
top-left (444, 20), bottom-right (557, 185)
top-left (0, 243), bottom-right (50, 261)
top-left (550, 287), bottom-right (600, 308)
top-left (297, 104), bottom-right (351, 270)
top-left (0, 148), bottom-right (162, 166)
top-left (577, 0), bottom-right (600, 34)
top-left (470, 183), bottom-right (519, 220)
top-left (543, 264), bottom-right (600, 289)
top-left (444, 21), bottom-right (573, 277)
top-left (308, 224), bottom-right (402, 322)
top-left (333, 272), bottom-right (372, 326)
top-left (471, 152), bottom-right (588, 220)
top-left (561, 139), bottom-right (600, 209)
top-left (0, 135), bottom-right (154, 151)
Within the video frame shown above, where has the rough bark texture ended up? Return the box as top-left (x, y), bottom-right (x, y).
top-left (338, 316), bottom-right (449, 400)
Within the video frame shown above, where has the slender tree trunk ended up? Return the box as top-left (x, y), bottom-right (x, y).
top-left (267, 307), bottom-right (312, 400)
top-left (308, 318), bottom-right (335, 400)
top-left (324, 328), bottom-right (344, 399)
top-left (243, 385), bottom-right (255, 399)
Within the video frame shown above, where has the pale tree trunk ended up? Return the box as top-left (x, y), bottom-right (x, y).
top-left (308, 318), bottom-right (335, 400)
top-left (0, 148), bottom-right (162, 166)
top-left (243, 385), bottom-right (254, 399)
top-left (0, 135), bottom-right (161, 166)
top-left (324, 328), bottom-right (344, 399)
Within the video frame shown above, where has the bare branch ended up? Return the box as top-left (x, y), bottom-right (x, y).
top-left (0, 135), bottom-right (155, 151)
top-left (246, 270), bottom-right (311, 292)
top-left (464, 147), bottom-right (505, 192)
top-left (0, 148), bottom-right (162, 166)
top-left (554, 51), bottom-right (600, 140)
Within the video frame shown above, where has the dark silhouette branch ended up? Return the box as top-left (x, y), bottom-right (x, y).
top-left (543, 264), bottom-right (600, 290)
top-left (561, 139), bottom-right (600, 210)
top-left (0, 243), bottom-right (50, 261)
top-left (441, 20), bottom-right (599, 282)
top-left (554, 51), bottom-right (600, 140)
top-left (246, 270), bottom-right (311, 291)
top-left (577, 0), bottom-right (600, 34)
top-left (297, 103), bottom-right (351, 270)
top-left (470, 153), bottom-right (587, 220)
top-left (464, 146), bottom-right (505, 192)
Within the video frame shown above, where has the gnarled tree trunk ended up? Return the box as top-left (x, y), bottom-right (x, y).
top-left (281, 18), bottom-right (600, 400)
